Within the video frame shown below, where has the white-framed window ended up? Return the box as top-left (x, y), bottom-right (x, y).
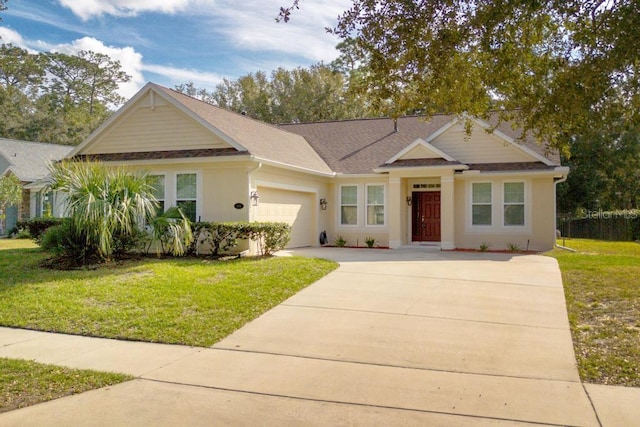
top-left (340, 185), bottom-right (358, 226)
top-left (471, 182), bottom-right (492, 226)
top-left (366, 184), bottom-right (385, 226)
top-left (147, 174), bottom-right (165, 216)
top-left (503, 181), bottom-right (525, 226)
top-left (176, 173), bottom-right (197, 222)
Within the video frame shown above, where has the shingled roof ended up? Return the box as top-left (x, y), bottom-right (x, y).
top-left (155, 86), bottom-right (334, 175)
top-left (280, 115), bottom-right (560, 174)
top-left (0, 138), bottom-right (73, 182)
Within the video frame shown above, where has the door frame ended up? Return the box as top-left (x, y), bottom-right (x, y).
top-left (411, 190), bottom-right (442, 242)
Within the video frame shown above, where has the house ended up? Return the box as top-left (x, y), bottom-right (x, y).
top-left (62, 82), bottom-right (568, 252)
top-left (0, 138), bottom-right (73, 235)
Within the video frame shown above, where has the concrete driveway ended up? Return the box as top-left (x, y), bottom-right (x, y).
top-left (0, 247), bottom-right (608, 426)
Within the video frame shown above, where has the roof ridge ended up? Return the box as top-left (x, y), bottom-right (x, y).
top-left (278, 113), bottom-right (456, 127)
top-left (161, 86), bottom-right (302, 136)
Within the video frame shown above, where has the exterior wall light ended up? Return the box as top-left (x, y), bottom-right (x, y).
top-left (319, 198), bottom-right (327, 210)
top-left (250, 191), bottom-right (260, 206)
top-left (406, 196), bottom-right (413, 206)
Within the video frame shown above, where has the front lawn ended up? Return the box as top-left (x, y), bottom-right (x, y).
top-left (0, 357), bottom-right (131, 413)
top-left (548, 239), bottom-right (640, 386)
top-left (0, 240), bottom-right (337, 347)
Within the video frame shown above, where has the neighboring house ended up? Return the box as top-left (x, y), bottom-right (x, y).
top-left (64, 82), bottom-right (568, 252)
top-left (0, 138), bottom-right (73, 235)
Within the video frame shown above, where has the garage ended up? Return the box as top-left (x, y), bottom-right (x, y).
top-left (255, 186), bottom-right (315, 248)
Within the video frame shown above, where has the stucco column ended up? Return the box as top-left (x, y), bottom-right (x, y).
top-left (388, 176), bottom-right (402, 249)
top-left (440, 174), bottom-right (455, 250)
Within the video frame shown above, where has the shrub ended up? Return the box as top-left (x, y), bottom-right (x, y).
top-left (15, 218), bottom-right (65, 243)
top-left (335, 235), bottom-right (347, 247)
top-left (193, 222), bottom-right (243, 256)
top-left (49, 161), bottom-right (159, 262)
top-left (506, 242), bottom-right (521, 253)
top-left (40, 219), bottom-right (91, 263)
top-left (365, 236), bottom-right (376, 248)
top-left (245, 222), bottom-right (291, 256)
top-left (142, 207), bottom-right (193, 257)
top-left (479, 242), bottom-right (491, 252)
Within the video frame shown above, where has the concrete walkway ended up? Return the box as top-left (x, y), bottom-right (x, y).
top-left (1, 247), bottom-right (639, 426)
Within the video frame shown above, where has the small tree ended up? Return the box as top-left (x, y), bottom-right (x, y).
top-left (0, 174), bottom-right (22, 231)
top-left (48, 160), bottom-right (158, 261)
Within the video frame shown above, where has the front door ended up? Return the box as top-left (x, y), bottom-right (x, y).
top-left (411, 191), bottom-right (441, 242)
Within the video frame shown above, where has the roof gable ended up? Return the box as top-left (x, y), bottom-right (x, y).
top-left (71, 84), bottom-right (245, 158)
top-left (428, 120), bottom-right (551, 165)
top-left (70, 83), bottom-right (333, 175)
top-left (385, 138), bottom-right (456, 164)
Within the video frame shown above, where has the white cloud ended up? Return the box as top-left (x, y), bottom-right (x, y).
top-left (142, 64), bottom-right (224, 90)
top-left (0, 27), bottom-right (28, 47)
top-left (58, 0), bottom-right (191, 20)
top-left (200, 0), bottom-right (350, 64)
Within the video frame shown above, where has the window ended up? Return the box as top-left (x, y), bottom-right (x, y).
top-left (472, 183), bottom-right (492, 226)
top-left (366, 185), bottom-right (385, 225)
top-left (340, 185), bottom-right (358, 225)
top-left (504, 182), bottom-right (525, 226)
top-left (41, 191), bottom-right (53, 217)
top-left (176, 173), bottom-right (197, 222)
top-left (148, 175), bottom-right (165, 216)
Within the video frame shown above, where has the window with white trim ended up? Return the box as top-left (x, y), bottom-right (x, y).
top-left (366, 184), bottom-right (385, 225)
top-left (176, 173), bottom-right (197, 222)
top-left (503, 182), bottom-right (525, 226)
top-left (340, 185), bottom-right (358, 225)
top-left (148, 174), bottom-right (165, 216)
top-left (471, 182), bottom-right (492, 226)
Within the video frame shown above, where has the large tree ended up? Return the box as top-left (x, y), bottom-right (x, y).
top-left (0, 45), bottom-right (131, 145)
top-left (280, 1), bottom-right (640, 152)
top-left (177, 63), bottom-right (373, 123)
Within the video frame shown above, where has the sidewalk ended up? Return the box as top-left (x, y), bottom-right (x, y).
top-left (1, 248), bottom-right (639, 426)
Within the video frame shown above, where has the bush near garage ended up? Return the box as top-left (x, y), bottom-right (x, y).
top-left (191, 221), bottom-right (291, 257)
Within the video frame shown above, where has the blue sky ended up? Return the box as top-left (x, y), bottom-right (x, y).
top-left (0, 0), bottom-right (351, 98)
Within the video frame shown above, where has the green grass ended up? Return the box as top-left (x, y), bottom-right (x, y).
top-left (0, 240), bottom-right (337, 347)
top-left (0, 357), bottom-right (131, 413)
top-left (548, 239), bottom-right (640, 386)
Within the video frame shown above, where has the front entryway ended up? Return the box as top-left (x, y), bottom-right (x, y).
top-left (411, 191), bottom-right (441, 242)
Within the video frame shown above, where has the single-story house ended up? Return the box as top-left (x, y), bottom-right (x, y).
top-left (55, 82), bottom-right (567, 252)
top-left (0, 138), bottom-right (72, 235)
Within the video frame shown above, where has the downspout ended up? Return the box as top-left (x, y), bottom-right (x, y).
top-left (553, 174), bottom-right (575, 251)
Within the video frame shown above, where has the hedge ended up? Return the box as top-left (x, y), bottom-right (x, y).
top-left (13, 217), bottom-right (66, 243)
top-left (191, 221), bottom-right (291, 256)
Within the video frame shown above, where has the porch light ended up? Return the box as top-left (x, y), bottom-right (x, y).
top-left (406, 196), bottom-right (413, 206)
top-left (250, 191), bottom-right (260, 206)
top-left (319, 198), bottom-right (327, 210)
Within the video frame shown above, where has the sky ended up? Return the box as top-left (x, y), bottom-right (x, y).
top-left (0, 0), bottom-right (352, 99)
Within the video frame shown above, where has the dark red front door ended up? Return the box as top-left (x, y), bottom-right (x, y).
top-left (412, 191), bottom-right (441, 242)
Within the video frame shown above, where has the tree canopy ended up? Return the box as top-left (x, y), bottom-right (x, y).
top-left (280, 1), bottom-right (640, 152)
top-left (0, 173), bottom-right (22, 215)
top-left (0, 44), bottom-right (131, 145)
top-left (176, 63), bottom-right (374, 123)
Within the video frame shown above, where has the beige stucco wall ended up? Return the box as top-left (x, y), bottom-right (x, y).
top-left (328, 176), bottom-right (390, 247)
top-left (454, 175), bottom-right (557, 251)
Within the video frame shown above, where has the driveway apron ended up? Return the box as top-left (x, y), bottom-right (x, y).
top-left (0, 248), bottom-right (602, 426)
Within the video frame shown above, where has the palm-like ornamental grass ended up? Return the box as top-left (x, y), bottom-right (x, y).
top-left (49, 160), bottom-right (159, 261)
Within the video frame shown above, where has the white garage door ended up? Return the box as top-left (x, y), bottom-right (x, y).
top-left (256, 187), bottom-right (315, 248)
